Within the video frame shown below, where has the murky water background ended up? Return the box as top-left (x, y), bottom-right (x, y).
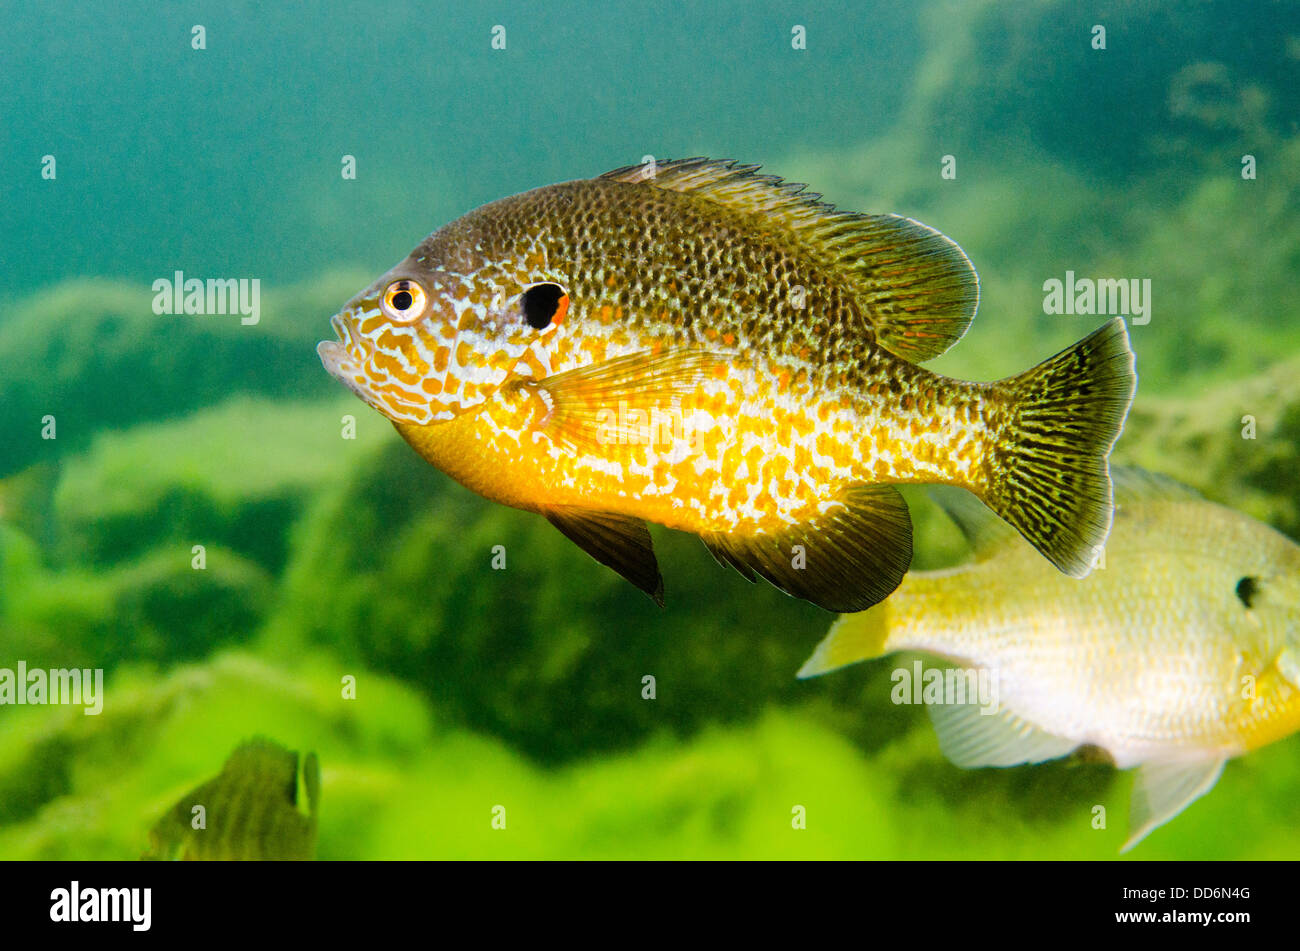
top-left (1, 0), bottom-right (1297, 858)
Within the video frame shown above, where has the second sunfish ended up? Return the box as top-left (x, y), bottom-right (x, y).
top-left (319, 158), bottom-right (1136, 611)
top-left (800, 468), bottom-right (1300, 850)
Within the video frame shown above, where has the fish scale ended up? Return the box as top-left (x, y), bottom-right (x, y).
top-left (319, 158), bottom-right (1135, 611)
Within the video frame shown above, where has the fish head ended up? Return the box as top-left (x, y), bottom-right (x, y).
top-left (1242, 555), bottom-right (1300, 644)
top-left (1225, 525), bottom-right (1300, 697)
top-left (318, 215), bottom-right (570, 426)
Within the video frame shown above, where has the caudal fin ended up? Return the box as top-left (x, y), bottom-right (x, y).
top-left (796, 601), bottom-right (893, 678)
top-left (985, 317), bottom-right (1136, 578)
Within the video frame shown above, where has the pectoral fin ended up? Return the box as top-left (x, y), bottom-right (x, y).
top-left (1123, 758), bottom-right (1226, 852)
top-left (545, 506), bottom-right (665, 606)
top-left (532, 348), bottom-right (727, 452)
top-left (700, 483), bottom-right (912, 613)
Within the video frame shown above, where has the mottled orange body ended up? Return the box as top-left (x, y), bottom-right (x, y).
top-left (320, 158), bottom-right (1135, 611)
top-left (399, 342), bottom-right (993, 534)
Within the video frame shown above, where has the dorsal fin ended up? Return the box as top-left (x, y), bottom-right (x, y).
top-left (302, 752), bottom-right (321, 819)
top-left (1110, 466), bottom-right (1205, 505)
top-left (927, 484), bottom-right (1017, 560)
top-left (599, 158), bottom-right (980, 363)
top-left (930, 468), bottom-right (1203, 565)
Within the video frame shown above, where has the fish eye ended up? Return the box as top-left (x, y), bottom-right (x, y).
top-left (1235, 576), bottom-right (1259, 608)
top-left (381, 280), bottom-right (428, 323)
top-left (519, 282), bottom-right (569, 330)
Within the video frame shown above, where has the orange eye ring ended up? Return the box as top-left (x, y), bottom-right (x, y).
top-left (380, 280), bottom-right (429, 323)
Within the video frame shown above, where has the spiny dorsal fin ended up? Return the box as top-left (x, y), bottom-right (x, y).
top-left (700, 483), bottom-right (913, 613)
top-left (1111, 466), bottom-right (1206, 506)
top-left (600, 157), bottom-right (979, 363)
top-left (927, 484), bottom-right (1017, 560)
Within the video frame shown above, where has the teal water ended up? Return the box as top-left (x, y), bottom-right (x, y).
top-left (1, 0), bottom-right (1298, 859)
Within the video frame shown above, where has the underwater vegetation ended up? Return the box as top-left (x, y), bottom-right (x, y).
top-left (2, 0), bottom-right (1299, 859)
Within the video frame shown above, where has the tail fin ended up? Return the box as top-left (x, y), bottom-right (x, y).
top-left (796, 600), bottom-right (893, 678)
top-left (985, 317), bottom-right (1136, 578)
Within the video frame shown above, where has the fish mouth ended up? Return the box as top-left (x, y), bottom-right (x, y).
top-left (317, 312), bottom-right (372, 403)
top-left (316, 337), bottom-right (346, 375)
top-left (316, 314), bottom-right (349, 375)
top-left (316, 308), bottom-right (440, 425)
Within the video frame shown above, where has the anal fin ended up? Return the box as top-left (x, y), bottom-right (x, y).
top-left (1123, 758), bottom-right (1226, 852)
top-left (700, 483), bottom-right (912, 613)
top-left (545, 507), bottom-right (665, 606)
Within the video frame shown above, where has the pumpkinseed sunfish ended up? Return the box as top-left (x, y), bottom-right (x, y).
top-left (799, 467), bottom-right (1300, 850)
top-left (318, 158), bottom-right (1136, 611)
top-left (142, 737), bottom-right (320, 860)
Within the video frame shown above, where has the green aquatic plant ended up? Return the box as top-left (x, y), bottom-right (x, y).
top-left (0, 275), bottom-right (368, 479)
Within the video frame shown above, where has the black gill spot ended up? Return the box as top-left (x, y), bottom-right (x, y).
top-left (521, 283), bottom-right (564, 329)
top-left (1235, 576), bottom-right (1259, 608)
